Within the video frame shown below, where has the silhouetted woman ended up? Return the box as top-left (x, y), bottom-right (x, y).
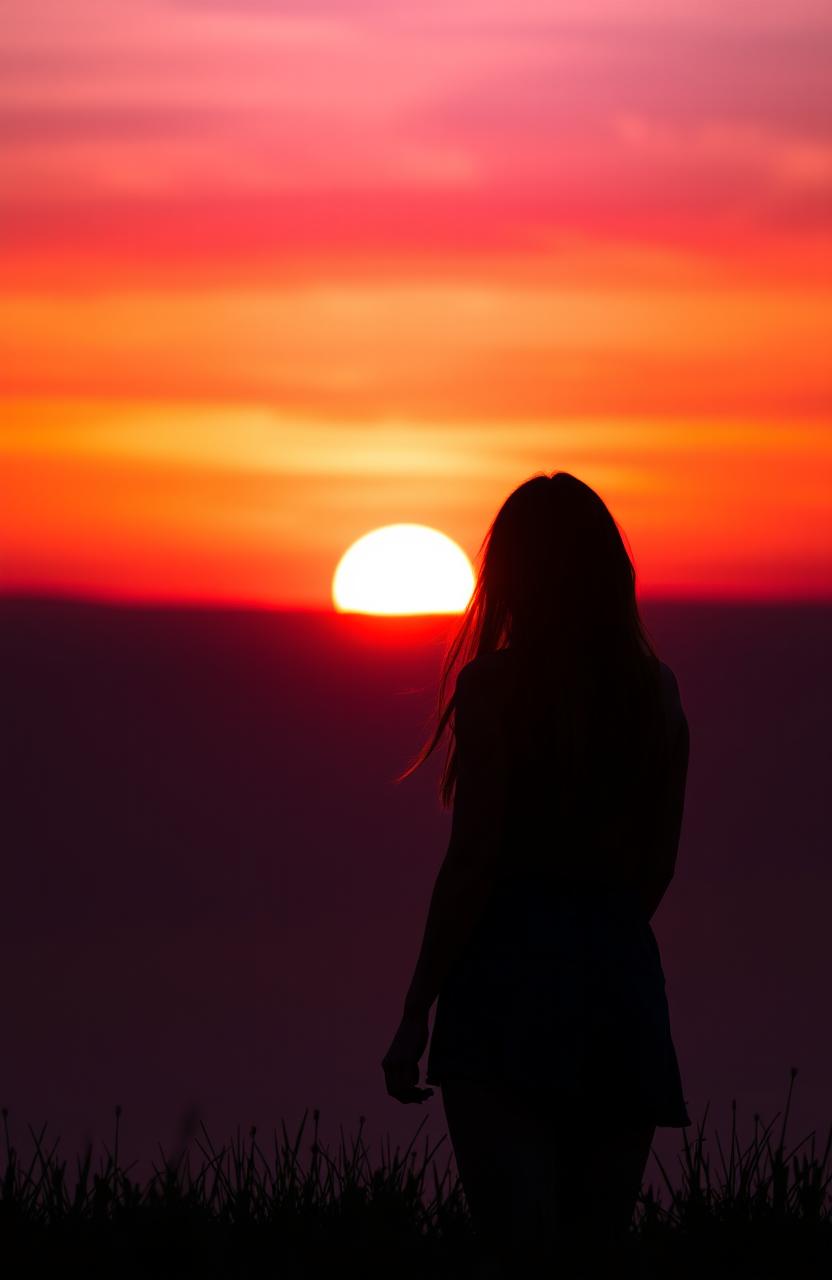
top-left (381, 473), bottom-right (691, 1276)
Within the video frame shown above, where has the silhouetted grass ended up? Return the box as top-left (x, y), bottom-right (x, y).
top-left (1, 1070), bottom-right (829, 1277)
top-left (633, 1068), bottom-right (832, 1277)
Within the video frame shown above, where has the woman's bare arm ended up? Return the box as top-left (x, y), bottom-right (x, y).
top-left (638, 711), bottom-right (690, 921)
top-left (402, 852), bottom-right (499, 1017)
top-left (402, 664), bottom-right (508, 1017)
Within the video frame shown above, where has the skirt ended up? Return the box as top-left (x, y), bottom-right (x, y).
top-left (425, 874), bottom-right (691, 1128)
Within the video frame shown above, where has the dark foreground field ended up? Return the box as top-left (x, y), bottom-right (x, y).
top-left (3, 1074), bottom-right (830, 1278)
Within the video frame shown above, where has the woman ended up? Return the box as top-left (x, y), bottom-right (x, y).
top-left (381, 472), bottom-right (691, 1276)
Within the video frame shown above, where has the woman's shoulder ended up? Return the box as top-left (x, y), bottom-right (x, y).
top-left (453, 655), bottom-right (512, 727)
top-left (459, 649), bottom-right (513, 679)
top-left (656, 659), bottom-right (688, 741)
top-left (455, 650), bottom-right (513, 699)
top-left (466, 648), bottom-right (513, 672)
top-left (657, 659), bottom-right (682, 702)
top-left (459, 651), bottom-right (684, 707)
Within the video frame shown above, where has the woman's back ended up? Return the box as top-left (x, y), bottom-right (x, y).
top-left (425, 644), bottom-right (692, 1127)
top-left (460, 648), bottom-right (689, 900)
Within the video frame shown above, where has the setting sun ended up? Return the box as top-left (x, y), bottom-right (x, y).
top-left (332, 524), bottom-right (475, 615)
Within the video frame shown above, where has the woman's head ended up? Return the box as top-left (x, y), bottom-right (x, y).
top-left (468, 471), bottom-right (642, 656)
top-left (398, 471), bottom-right (662, 806)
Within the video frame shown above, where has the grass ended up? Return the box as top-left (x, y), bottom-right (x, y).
top-left (1, 1069), bottom-right (830, 1277)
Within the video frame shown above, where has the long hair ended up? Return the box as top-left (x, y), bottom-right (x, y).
top-left (396, 471), bottom-right (665, 814)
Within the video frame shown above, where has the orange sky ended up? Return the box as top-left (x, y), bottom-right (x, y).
top-left (1, 0), bottom-right (830, 606)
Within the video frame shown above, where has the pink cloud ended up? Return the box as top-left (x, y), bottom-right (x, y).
top-left (1, 0), bottom-right (830, 276)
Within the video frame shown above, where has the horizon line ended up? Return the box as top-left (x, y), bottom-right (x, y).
top-left (1, 587), bottom-right (830, 614)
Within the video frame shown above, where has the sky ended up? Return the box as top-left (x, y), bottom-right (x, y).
top-left (1, 0), bottom-right (830, 607)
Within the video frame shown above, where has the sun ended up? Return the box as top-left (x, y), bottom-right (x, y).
top-left (332, 524), bottom-right (475, 615)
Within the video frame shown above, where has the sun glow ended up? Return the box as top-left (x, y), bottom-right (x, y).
top-left (332, 524), bottom-right (475, 615)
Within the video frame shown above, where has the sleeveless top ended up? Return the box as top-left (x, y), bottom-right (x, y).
top-left (482, 647), bottom-right (686, 894)
top-left (425, 649), bottom-right (691, 1127)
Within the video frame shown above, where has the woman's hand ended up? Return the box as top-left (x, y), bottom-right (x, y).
top-left (381, 1009), bottom-right (435, 1104)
